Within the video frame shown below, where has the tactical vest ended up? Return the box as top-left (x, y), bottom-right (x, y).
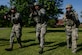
top-left (65, 11), bottom-right (76, 26)
top-left (11, 13), bottom-right (20, 24)
top-left (66, 18), bottom-right (75, 26)
top-left (33, 8), bottom-right (47, 24)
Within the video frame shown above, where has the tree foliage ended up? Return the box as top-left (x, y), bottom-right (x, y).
top-left (0, 5), bottom-right (11, 27)
top-left (0, 0), bottom-right (63, 27)
top-left (39, 0), bottom-right (63, 17)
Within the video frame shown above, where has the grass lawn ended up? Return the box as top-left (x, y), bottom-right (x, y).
top-left (0, 27), bottom-right (82, 55)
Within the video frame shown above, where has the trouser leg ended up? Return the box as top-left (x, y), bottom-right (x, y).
top-left (36, 24), bottom-right (41, 44)
top-left (67, 35), bottom-right (72, 48)
top-left (15, 27), bottom-right (22, 48)
top-left (5, 26), bottom-right (15, 51)
top-left (39, 25), bottom-right (47, 54)
top-left (72, 29), bottom-right (77, 53)
top-left (76, 28), bottom-right (79, 40)
top-left (9, 26), bottom-right (15, 49)
top-left (36, 32), bottom-right (40, 44)
top-left (66, 28), bottom-right (72, 49)
top-left (9, 32), bottom-right (15, 49)
top-left (40, 25), bottom-right (47, 48)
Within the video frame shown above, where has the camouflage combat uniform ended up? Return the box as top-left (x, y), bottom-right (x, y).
top-left (30, 2), bottom-right (48, 54)
top-left (63, 4), bottom-right (80, 53)
top-left (5, 6), bottom-right (22, 51)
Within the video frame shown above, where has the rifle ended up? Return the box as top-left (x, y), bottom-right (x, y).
top-left (27, 4), bottom-right (35, 13)
top-left (66, 11), bottom-right (80, 27)
top-left (4, 10), bottom-right (11, 20)
top-left (66, 11), bottom-right (73, 19)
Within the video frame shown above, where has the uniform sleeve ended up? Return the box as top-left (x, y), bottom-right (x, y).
top-left (63, 13), bottom-right (67, 22)
top-left (16, 13), bottom-right (22, 24)
top-left (40, 8), bottom-right (46, 17)
top-left (29, 11), bottom-right (38, 18)
top-left (74, 12), bottom-right (80, 27)
top-left (40, 8), bottom-right (46, 14)
top-left (15, 13), bottom-right (20, 18)
top-left (29, 13), bottom-right (33, 18)
top-left (74, 12), bottom-right (79, 20)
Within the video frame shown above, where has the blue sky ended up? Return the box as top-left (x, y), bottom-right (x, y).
top-left (0, 0), bottom-right (82, 22)
top-left (0, 0), bottom-right (10, 6)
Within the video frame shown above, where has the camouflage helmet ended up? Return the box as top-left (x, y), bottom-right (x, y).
top-left (10, 6), bottom-right (16, 10)
top-left (34, 2), bottom-right (40, 6)
top-left (66, 4), bottom-right (73, 9)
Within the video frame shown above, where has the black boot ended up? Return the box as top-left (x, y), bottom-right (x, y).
top-left (39, 48), bottom-right (43, 54)
top-left (17, 38), bottom-right (23, 48)
top-left (5, 48), bottom-right (13, 51)
top-left (67, 37), bottom-right (72, 49)
top-left (5, 43), bottom-right (13, 51)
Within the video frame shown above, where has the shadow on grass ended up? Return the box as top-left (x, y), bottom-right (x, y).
top-left (0, 39), bottom-right (67, 52)
top-left (22, 41), bottom-right (55, 48)
top-left (23, 43), bottom-right (38, 48)
top-left (0, 39), bottom-right (9, 46)
top-left (1, 38), bottom-right (66, 53)
top-left (0, 38), bottom-right (35, 46)
top-left (5, 40), bottom-right (67, 52)
top-left (47, 28), bottom-right (82, 32)
top-left (0, 38), bottom-right (35, 43)
top-left (0, 39), bottom-right (9, 41)
top-left (47, 30), bottom-right (65, 33)
top-left (0, 38), bottom-right (53, 47)
top-left (79, 30), bottom-right (82, 32)
top-left (44, 42), bottom-right (66, 53)
top-left (77, 43), bottom-right (82, 52)
top-left (45, 42), bottom-right (55, 45)
top-left (28, 30), bottom-right (82, 33)
top-left (28, 31), bottom-right (35, 33)
top-left (56, 42), bottom-right (66, 47)
top-left (45, 42), bottom-right (66, 47)
top-left (28, 29), bottom-right (65, 33)
top-left (14, 39), bottom-right (36, 47)
top-left (21, 39), bottom-right (35, 43)
top-left (21, 39), bottom-right (38, 48)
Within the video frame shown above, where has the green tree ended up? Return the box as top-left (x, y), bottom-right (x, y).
top-left (38, 0), bottom-right (63, 17)
top-left (0, 5), bottom-right (11, 27)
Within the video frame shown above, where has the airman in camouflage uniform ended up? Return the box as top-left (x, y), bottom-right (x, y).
top-left (30, 2), bottom-right (48, 54)
top-left (4, 6), bottom-right (23, 51)
top-left (63, 4), bottom-right (80, 53)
